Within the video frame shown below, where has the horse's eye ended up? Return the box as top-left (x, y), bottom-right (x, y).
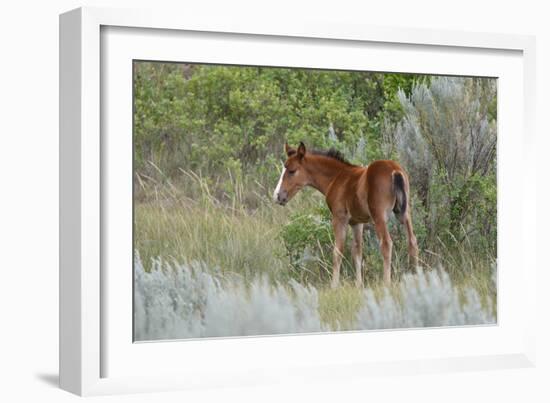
top-left (287, 169), bottom-right (296, 176)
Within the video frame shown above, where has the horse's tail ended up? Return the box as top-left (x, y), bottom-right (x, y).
top-left (392, 171), bottom-right (407, 223)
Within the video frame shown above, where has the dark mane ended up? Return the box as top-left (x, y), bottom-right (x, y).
top-left (310, 148), bottom-right (354, 165)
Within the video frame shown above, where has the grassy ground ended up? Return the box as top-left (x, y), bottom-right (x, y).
top-left (134, 171), bottom-right (496, 330)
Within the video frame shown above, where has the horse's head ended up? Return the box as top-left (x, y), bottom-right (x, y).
top-left (273, 142), bottom-right (310, 205)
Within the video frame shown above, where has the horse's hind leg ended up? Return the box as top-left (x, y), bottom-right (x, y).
top-left (374, 216), bottom-right (393, 286)
top-left (403, 211), bottom-right (419, 269)
top-left (351, 223), bottom-right (364, 288)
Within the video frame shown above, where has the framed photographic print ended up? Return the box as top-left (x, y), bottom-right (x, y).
top-left (60, 6), bottom-right (537, 396)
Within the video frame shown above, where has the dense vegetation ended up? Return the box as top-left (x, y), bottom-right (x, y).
top-left (135, 258), bottom-right (494, 341)
top-left (133, 62), bottom-right (497, 336)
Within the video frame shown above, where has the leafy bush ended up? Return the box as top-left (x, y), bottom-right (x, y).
top-left (278, 200), bottom-right (334, 281)
top-left (133, 63), bottom-right (425, 192)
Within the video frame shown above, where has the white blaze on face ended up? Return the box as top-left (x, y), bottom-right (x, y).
top-left (273, 164), bottom-right (286, 202)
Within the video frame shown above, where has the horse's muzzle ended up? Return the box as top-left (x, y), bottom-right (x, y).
top-left (275, 191), bottom-right (288, 206)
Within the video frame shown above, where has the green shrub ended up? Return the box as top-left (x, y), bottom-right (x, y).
top-left (278, 201), bottom-right (334, 283)
top-left (133, 62), bottom-right (421, 189)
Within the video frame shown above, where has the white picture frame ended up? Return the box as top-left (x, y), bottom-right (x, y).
top-left (59, 6), bottom-right (537, 396)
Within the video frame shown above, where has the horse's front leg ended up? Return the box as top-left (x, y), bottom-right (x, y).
top-left (330, 216), bottom-right (348, 289)
top-left (351, 223), bottom-right (364, 288)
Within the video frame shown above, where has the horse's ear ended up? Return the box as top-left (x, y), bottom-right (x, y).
top-left (297, 142), bottom-right (306, 159)
top-left (285, 142), bottom-right (296, 157)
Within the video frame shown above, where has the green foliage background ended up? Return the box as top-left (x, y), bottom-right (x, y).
top-left (134, 61), bottom-right (497, 292)
top-left (134, 63), bottom-right (424, 180)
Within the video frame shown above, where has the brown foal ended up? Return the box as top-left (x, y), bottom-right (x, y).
top-left (274, 142), bottom-right (418, 287)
